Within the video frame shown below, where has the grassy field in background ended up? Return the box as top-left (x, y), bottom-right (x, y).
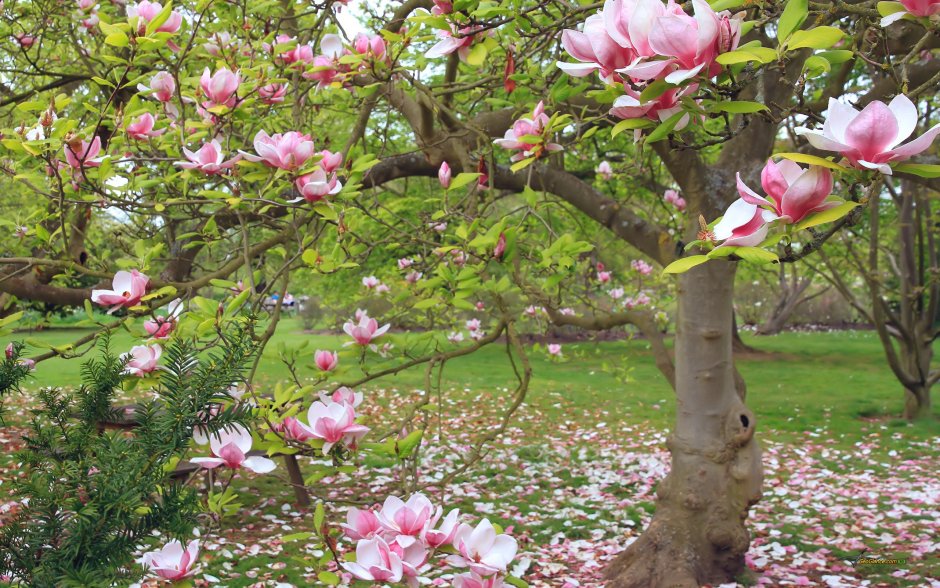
top-left (4, 319), bottom-right (937, 447)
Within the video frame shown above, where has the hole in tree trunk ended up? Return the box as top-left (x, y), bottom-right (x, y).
top-left (740, 414), bottom-right (750, 428)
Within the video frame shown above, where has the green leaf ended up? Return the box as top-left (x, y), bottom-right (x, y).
top-left (816, 49), bottom-right (855, 64)
top-left (777, 0), bottom-right (808, 43)
top-left (734, 246), bottom-right (779, 264)
top-left (894, 163), bottom-right (940, 178)
top-left (314, 502), bottom-right (325, 530)
top-left (787, 26), bottom-right (844, 50)
top-left (709, 0), bottom-right (746, 9)
top-left (448, 172), bottom-right (481, 191)
top-left (611, 118), bottom-right (653, 137)
top-left (794, 201), bottom-right (860, 230)
top-left (877, 1), bottom-right (906, 18)
top-left (396, 430), bottom-right (423, 458)
top-left (0, 311), bottom-right (24, 329)
top-left (639, 79), bottom-right (673, 103)
top-left (715, 47), bottom-right (778, 65)
top-left (145, 0), bottom-right (174, 36)
top-left (466, 43), bottom-right (487, 66)
top-left (775, 152), bottom-right (847, 171)
top-left (510, 156), bottom-right (536, 172)
top-left (662, 255), bottom-right (710, 274)
top-left (714, 101), bottom-right (768, 114)
top-left (645, 111), bottom-right (686, 143)
top-left (104, 32), bottom-right (129, 47)
top-left (317, 572), bottom-right (340, 586)
top-left (803, 55), bottom-right (831, 78)
top-left (504, 576), bottom-right (530, 588)
top-left (281, 532), bottom-right (315, 542)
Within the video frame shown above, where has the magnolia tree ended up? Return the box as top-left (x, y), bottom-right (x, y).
top-left (2, 0), bottom-right (940, 586)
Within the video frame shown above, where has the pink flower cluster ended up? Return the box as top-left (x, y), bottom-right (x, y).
top-left (139, 539), bottom-right (200, 582)
top-left (663, 189), bottom-right (686, 212)
top-left (558, 0), bottom-right (742, 126)
top-left (275, 388), bottom-right (369, 454)
top-left (344, 309), bottom-right (391, 346)
top-left (341, 493), bottom-right (518, 586)
top-left (493, 101), bottom-right (562, 162)
top-left (192, 424), bottom-right (276, 473)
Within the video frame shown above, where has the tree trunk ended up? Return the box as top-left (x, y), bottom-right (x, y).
top-left (903, 385), bottom-right (931, 420)
top-left (606, 261), bottom-right (763, 587)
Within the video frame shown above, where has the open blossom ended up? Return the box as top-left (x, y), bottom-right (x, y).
top-left (295, 169), bottom-right (341, 201)
top-left (438, 161), bottom-right (452, 188)
top-left (265, 34), bottom-right (314, 65)
top-left (342, 507), bottom-right (383, 541)
top-left (242, 130), bottom-right (315, 171)
top-left (301, 399), bottom-right (370, 453)
top-left (123, 344), bottom-right (161, 376)
top-left (494, 101), bottom-right (562, 162)
top-left (524, 305), bottom-right (540, 317)
top-left (451, 519), bottom-right (518, 577)
top-left (174, 140), bottom-right (240, 175)
top-left (548, 343), bottom-right (563, 356)
top-left (139, 539), bottom-right (200, 582)
top-left (343, 311), bottom-right (390, 345)
top-left (314, 349), bottom-right (338, 372)
top-left (342, 537), bottom-right (404, 584)
top-left (91, 269), bottom-right (149, 311)
top-left (454, 573), bottom-right (505, 588)
top-left (795, 95), bottom-right (940, 175)
top-left (405, 271), bottom-right (422, 284)
top-left (426, 508), bottom-right (461, 547)
top-left (466, 318), bottom-right (481, 332)
top-left (597, 270), bottom-right (611, 283)
top-left (125, 113), bottom-right (165, 140)
top-left (448, 331), bottom-right (464, 343)
top-left (144, 298), bottom-right (183, 339)
top-left (712, 198), bottom-right (776, 247)
top-left (376, 493), bottom-right (441, 545)
top-left (306, 35), bottom-right (347, 88)
top-left (64, 136), bottom-right (102, 169)
top-left (426, 24), bottom-right (484, 61)
top-left (663, 189), bottom-right (686, 211)
top-left (199, 67), bottom-right (240, 108)
top-left (128, 1), bottom-right (182, 34)
top-left (736, 159), bottom-right (835, 225)
top-left (362, 276), bottom-right (380, 289)
top-left (631, 259), bottom-right (653, 275)
top-left (352, 33), bottom-right (387, 60)
top-left (140, 71), bottom-right (175, 102)
top-left (258, 83), bottom-right (287, 104)
top-left (626, 292), bottom-right (652, 308)
top-left (275, 416), bottom-right (316, 442)
top-left (191, 424), bottom-right (276, 473)
top-left (398, 257), bottom-right (414, 270)
top-left (610, 287), bottom-right (625, 300)
top-left (595, 160), bottom-right (614, 180)
top-left (610, 83), bottom-right (695, 130)
top-left (319, 386), bottom-right (362, 408)
top-left (882, 0), bottom-right (940, 25)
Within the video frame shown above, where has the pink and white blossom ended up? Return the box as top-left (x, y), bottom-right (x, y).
top-left (881, 0), bottom-right (940, 25)
top-left (454, 573), bottom-right (506, 588)
top-left (362, 276), bottom-right (380, 289)
top-left (300, 399), bottom-right (369, 453)
top-left (341, 507), bottom-right (383, 541)
top-left (736, 160), bottom-right (835, 224)
top-left (295, 169), bottom-right (342, 201)
top-left (595, 161), bottom-right (614, 180)
top-left (712, 198), bottom-right (776, 247)
top-left (91, 269), bottom-right (149, 311)
top-left (451, 519), bottom-right (518, 576)
top-left (426, 24), bottom-right (484, 62)
top-left (343, 311), bottom-right (390, 345)
top-left (123, 344), bottom-right (161, 376)
top-left (548, 343), bottom-right (563, 356)
top-left (631, 259), bottom-right (653, 275)
top-left (140, 71), bottom-right (175, 102)
top-left (143, 298), bottom-right (183, 339)
top-left (64, 136), bottom-right (102, 169)
top-left (199, 67), bottom-right (240, 108)
top-left (314, 349), bottom-right (338, 372)
top-left (795, 95), bottom-right (940, 175)
top-left (258, 83), bottom-right (287, 104)
top-left (663, 189), bottom-right (686, 211)
top-left (128, 1), bottom-right (181, 34)
top-left (139, 539), bottom-right (200, 581)
top-left (241, 130), bottom-right (315, 171)
top-left (493, 101), bottom-right (562, 162)
top-left (191, 424), bottom-right (276, 473)
top-left (375, 493), bottom-right (441, 545)
top-left (439, 161), bottom-right (452, 188)
top-left (426, 508), bottom-right (461, 547)
top-left (319, 386), bottom-right (363, 408)
top-left (342, 537), bottom-right (404, 584)
top-left (174, 140), bottom-right (240, 175)
top-left (125, 113), bottom-right (165, 140)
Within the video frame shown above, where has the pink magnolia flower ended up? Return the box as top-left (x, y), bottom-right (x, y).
top-left (242, 130), bottom-right (315, 171)
top-left (64, 136), bottom-right (102, 169)
top-left (4, 343), bottom-right (13, 359)
top-left (712, 198), bottom-right (776, 247)
top-left (626, 292), bottom-right (652, 308)
top-left (405, 271), bottom-right (422, 284)
top-left (795, 95), bottom-right (940, 175)
top-left (319, 386), bottom-right (363, 407)
top-left (314, 350), bottom-right (338, 372)
top-left (882, 0), bottom-right (940, 25)
top-left (736, 159), bottom-right (835, 224)
top-left (454, 573), bottom-right (505, 588)
top-left (631, 259), bottom-right (653, 275)
top-left (362, 276), bottom-right (380, 289)
top-left (376, 283), bottom-right (391, 294)
top-left (466, 318), bottom-right (481, 332)
top-left (595, 160), bottom-right (613, 180)
top-left (125, 113), bottom-right (165, 140)
top-left (123, 344), bottom-right (161, 376)
top-left (426, 24), bottom-right (484, 62)
top-left (258, 83), bottom-right (287, 104)
top-left (431, 0), bottom-right (453, 14)
top-left (376, 493), bottom-right (441, 545)
top-left (451, 519), bottom-right (518, 576)
top-left (388, 537), bottom-right (428, 585)
top-left (91, 269), bottom-right (149, 311)
top-left (203, 31), bottom-right (233, 56)
top-left (77, 0), bottom-right (95, 10)
top-left (398, 257), bottom-right (414, 270)
top-left (295, 169), bottom-right (341, 201)
top-left (143, 298), bottom-right (183, 339)
top-left (448, 331), bottom-right (464, 343)
top-left (610, 83), bottom-right (695, 130)
top-left (342, 537), bottom-right (403, 584)
top-left (524, 305), bottom-right (540, 317)
top-left (199, 67), bottom-right (240, 108)
top-left (128, 0), bottom-right (182, 34)
top-left (494, 101), bottom-right (562, 162)
top-left (139, 539), bottom-right (200, 581)
top-left (342, 507), bottom-right (382, 541)
top-left (301, 399), bottom-right (369, 453)
top-left (352, 33), bottom-right (386, 59)
top-left (318, 149), bottom-right (343, 173)
top-left (191, 424), bottom-right (276, 473)
top-left (81, 12), bottom-right (100, 29)
top-left (439, 161), bottom-right (452, 188)
top-left (557, 12), bottom-right (638, 83)
top-left (265, 34), bottom-right (314, 65)
top-left (174, 140), bottom-right (240, 175)
top-left (426, 508), bottom-right (461, 547)
top-left (343, 312), bottom-right (390, 345)
top-left (663, 189), bottom-right (687, 211)
top-left (494, 233), bottom-right (507, 259)
top-left (597, 271), bottom-right (611, 283)
top-left (548, 343), bottom-right (563, 356)
top-left (275, 416), bottom-right (316, 442)
top-left (560, 307), bottom-right (575, 316)
top-left (610, 287), bottom-right (625, 300)
top-left (140, 71), bottom-right (175, 102)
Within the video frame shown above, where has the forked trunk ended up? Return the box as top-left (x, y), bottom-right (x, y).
top-left (903, 385), bottom-right (931, 420)
top-left (606, 261), bottom-right (763, 588)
